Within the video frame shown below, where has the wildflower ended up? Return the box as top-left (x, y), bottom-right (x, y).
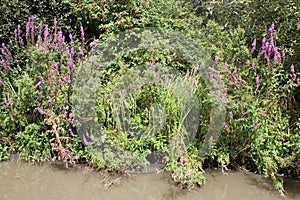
top-left (224, 121), bottom-right (229, 131)
top-left (297, 78), bottom-right (300, 85)
top-left (255, 76), bottom-right (259, 87)
top-left (223, 62), bottom-right (227, 69)
top-left (185, 69), bottom-right (190, 80)
top-left (38, 91), bottom-right (43, 102)
top-left (66, 75), bottom-right (71, 84)
top-left (34, 76), bottom-right (44, 89)
top-left (290, 64), bottom-right (295, 73)
top-left (193, 64), bottom-right (199, 75)
top-left (25, 21), bottom-right (30, 39)
top-left (50, 143), bottom-right (56, 147)
top-left (79, 47), bottom-right (83, 56)
top-left (191, 78), bottom-right (196, 90)
top-left (44, 25), bottom-right (49, 41)
top-left (51, 91), bottom-right (55, 97)
top-left (229, 112), bottom-right (233, 119)
top-left (215, 55), bottom-right (219, 65)
top-left (233, 66), bottom-right (237, 74)
top-left (1, 43), bottom-right (9, 58)
top-left (69, 129), bottom-right (75, 137)
top-left (54, 17), bottom-right (57, 29)
top-left (268, 24), bottom-right (275, 37)
top-left (251, 63), bottom-right (255, 70)
top-left (63, 111), bottom-right (67, 119)
top-left (282, 50), bottom-right (286, 58)
top-left (30, 16), bottom-right (35, 33)
top-left (80, 25), bottom-right (85, 43)
top-left (251, 38), bottom-right (256, 54)
top-left (0, 79), bottom-right (3, 85)
top-left (66, 47), bottom-right (70, 55)
top-left (0, 59), bottom-right (8, 70)
top-left (39, 20), bottom-right (43, 35)
top-left (69, 33), bottom-right (74, 46)
top-left (37, 107), bottom-right (46, 115)
top-left (48, 99), bottom-right (54, 103)
top-left (58, 31), bottom-right (63, 43)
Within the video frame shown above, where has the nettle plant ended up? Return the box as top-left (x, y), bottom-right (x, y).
top-left (210, 24), bottom-right (300, 194)
top-left (0, 16), bottom-right (86, 165)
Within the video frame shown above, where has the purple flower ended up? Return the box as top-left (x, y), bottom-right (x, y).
top-left (63, 111), bottom-right (67, 119)
top-left (0, 59), bottom-right (8, 70)
top-left (297, 78), bottom-right (300, 85)
top-left (69, 33), bottom-right (74, 45)
top-left (38, 91), bottom-right (43, 102)
top-left (37, 107), bottom-right (46, 115)
top-left (191, 78), bottom-right (196, 90)
top-left (51, 91), bottom-right (55, 97)
top-left (44, 25), bottom-right (49, 41)
top-left (25, 21), bottom-right (30, 39)
top-left (69, 129), bottom-right (75, 137)
top-left (215, 55), bottom-right (219, 65)
top-left (255, 76), bottom-right (259, 86)
top-left (251, 38), bottom-right (256, 54)
top-left (224, 121), bottom-right (229, 131)
top-left (50, 143), bottom-right (56, 147)
top-left (0, 79), bottom-right (3, 85)
top-left (223, 62), bottom-right (227, 69)
top-left (58, 31), bottom-right (63, 43)
top-left (282, 50), bottom-right (286, 58)
top-left (193, 64), bottom-right (199, 75)
top-left (31, 16), bottom-right (35, 33)
top-left (70, 47), bottom-right (74, 56)
top-left (65, 75), bottom-right (71, 84)
top-left (185, 69), bottom-right (190, 80)
top-left (48, 99), bottom-right (54, 103)
top-left (268, 24), bottom-right (275, 37)
top-left (1, 43), bottom-right (9, 58)
top-left (67, 57), bottom-right (72, 70)
top-left (34, 76), bottom-right (44, 89)
top-left (80, 25), bottom-right (85, 43)
top-left (54, 17), bottom-right (57, 29)
top-left (79, 48), bottom-right (83, 56)
top-left (229, 112), bottom-right (233, 119)
top-left (65, 47), bottom-right (70, 55)
top-left (251, 63), bottom-right (255, 70)
top-left (290, 64), bottom-right (295, 73)
top-left (233, 66), bottom-right (237, 74)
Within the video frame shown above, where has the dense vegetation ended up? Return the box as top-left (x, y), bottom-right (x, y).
top-left (0, 0), bottom-right (299, 195)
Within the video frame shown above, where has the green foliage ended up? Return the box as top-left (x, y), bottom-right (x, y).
top-left (16, 123), bottom-right (50, 162)
top-left (188, 0), bottom-right (300, 70)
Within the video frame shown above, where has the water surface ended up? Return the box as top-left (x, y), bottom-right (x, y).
top-left (0, 159), bottom-right (299, 200)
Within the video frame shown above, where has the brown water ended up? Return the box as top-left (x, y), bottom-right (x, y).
top-left (0, 159), bottom-right (299, 200)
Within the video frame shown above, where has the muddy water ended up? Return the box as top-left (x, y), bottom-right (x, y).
top-left (0, 159), bottom-right (299, 200)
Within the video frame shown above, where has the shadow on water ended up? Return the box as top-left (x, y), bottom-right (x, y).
top-left (0, 159), bottom-right (299, 200)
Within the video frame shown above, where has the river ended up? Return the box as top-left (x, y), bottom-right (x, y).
top-left (0, 159), bottom-right (299, 200)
